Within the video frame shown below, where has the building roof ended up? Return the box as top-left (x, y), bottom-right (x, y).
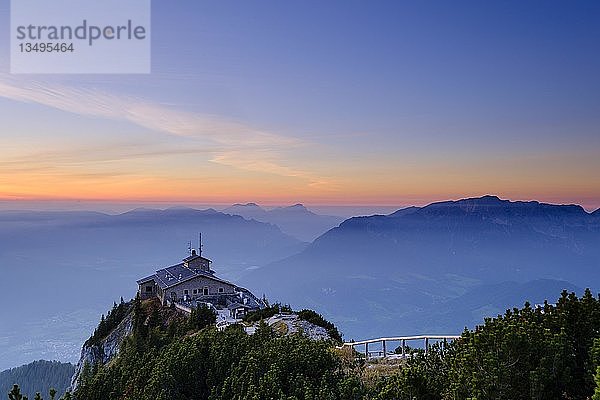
top-left (136, 275), bottom-right (156, 285)
top-left (140, 262), bottom-right (237, 290)
top-left (182, 253), bottom-right (212, 263)
top-left (228, 302), bottom-right (251, 310)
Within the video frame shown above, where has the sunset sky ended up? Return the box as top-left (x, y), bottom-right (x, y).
top-left (0, 1), bottom-right (599, 210)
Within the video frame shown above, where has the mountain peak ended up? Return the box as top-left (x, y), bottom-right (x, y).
top-left (224, 203), bottom-right (266, 214)
top-left (456, 195), bottom-right (506, 206)
top-left (267, 204), bottom-right (311, 215)
top-left (473, 194), bottom-right (502, 203)
top-left (286, 203), bottom-right (308, 210)
top-left (414, 195), bottom-right (590, 220)
top-left (231, 203), bottom-right (262, 209)
top-left (423, 195), bottom-right (506, 212)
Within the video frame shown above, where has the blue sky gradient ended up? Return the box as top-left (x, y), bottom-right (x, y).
top-left (0, 0), bottom-right (598, 209)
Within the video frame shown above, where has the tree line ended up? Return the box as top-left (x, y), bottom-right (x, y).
top-left (10, 288), bottom-right (600, 399)
top-left (0, 361), bottom-right (73, 400)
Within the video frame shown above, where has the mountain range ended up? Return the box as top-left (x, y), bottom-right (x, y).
top-left (0, 207), bottom-right (305, 371)
top-left (223, 203), bottom-right (344, 242)
top-left (2, 196), bottom-right (599, 370)
top-left (240, 196), bottom-right (600, 340)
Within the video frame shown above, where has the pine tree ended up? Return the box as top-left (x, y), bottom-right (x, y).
top-left (188, 304), bottom-right (216, 330)
top-left (593, 367), bottom-right (600, 400)
top-left (8, 385), bottom-right (27, 400)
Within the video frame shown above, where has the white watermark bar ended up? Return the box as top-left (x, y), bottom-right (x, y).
top-left (10, 0), bottom-right (151, 74)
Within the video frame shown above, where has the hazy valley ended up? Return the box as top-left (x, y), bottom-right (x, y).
top-left (2, 196), bottom-right (599, 373)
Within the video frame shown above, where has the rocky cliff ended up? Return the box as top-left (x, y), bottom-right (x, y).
top-left (69, 311), bottom-right (133, 392)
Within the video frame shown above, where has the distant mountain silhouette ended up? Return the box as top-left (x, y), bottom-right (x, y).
top-left (223, 203), bottom-right (344, 242)
top-left (0, 360), bottom-right (74, 399)
top-left (241, 196), bottom-right (600, 340)
top-left (387, 206), bottom-right (420, 218)
top-left (0, 207), bottom-right (305, 370)
top-left (226, 202), bottom-right (263, 213)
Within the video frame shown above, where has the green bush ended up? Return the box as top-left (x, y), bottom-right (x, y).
top-left (243, 302), bottom-right (291, 323)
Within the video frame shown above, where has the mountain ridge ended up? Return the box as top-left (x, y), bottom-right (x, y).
top-left (0, 207), bottom-right (305, 371)
top-left (223, 203), bottom-right (343, 242)
top-left (241, 195), bottom-right (600, 340)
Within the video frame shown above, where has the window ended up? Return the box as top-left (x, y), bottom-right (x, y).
top-left (184, 289), bottom-right (189, 295)
top-left (145, 285), bottom-right (153, 293)
top-left (171, 292), bottom-right (177, 300)
top-left (203, 286), bottom-right (209, 296)
top-left (218, 287), bottom-right (224, 293)
top-left (193, 289), bottom-right (197, 295)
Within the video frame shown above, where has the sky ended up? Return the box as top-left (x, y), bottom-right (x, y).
top-left (0, 1), bottom-right (599, 211)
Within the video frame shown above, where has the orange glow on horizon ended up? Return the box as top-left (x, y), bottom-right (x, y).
top-left (1, 148), bottom-right (599, 210)
top-left (2, 188), bottom-right (598, 211)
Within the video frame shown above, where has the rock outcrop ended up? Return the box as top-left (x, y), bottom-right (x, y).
top-left (69, 311), bottom-right (133, 392)
top-left (244, 313), bottom-right (333, 341)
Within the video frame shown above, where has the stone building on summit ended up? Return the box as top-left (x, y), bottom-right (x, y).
top-left (136, 248), bottom-right (263, 318)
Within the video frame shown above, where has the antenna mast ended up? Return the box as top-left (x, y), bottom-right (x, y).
top-left (198, 232), bottom-right (202, 257)
top-left (187, 241), bottom-right (192, 255)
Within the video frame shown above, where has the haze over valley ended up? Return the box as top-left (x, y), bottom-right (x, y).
top-left (0, 206), bottom-right (307, 370)
top-left (2, 195), bottom-right (598, 371)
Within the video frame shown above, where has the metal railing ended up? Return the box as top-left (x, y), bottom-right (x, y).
top-left (339, 334), bottom-right (461, 360)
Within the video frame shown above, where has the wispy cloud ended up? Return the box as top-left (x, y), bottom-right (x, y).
top-left (212, 151), bottom-right (336, 189)
top-left (0, 73), bottom-right (327, 186)
top-left (0, 142), bottom-right (211, 175)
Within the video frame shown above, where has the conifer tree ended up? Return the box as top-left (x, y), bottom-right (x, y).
top-left (8, 385), bottom-right (27, 400)
top-left (189, 304), bottom-right (216, 330)
top-left (593, 367), bottom-right (600, 400)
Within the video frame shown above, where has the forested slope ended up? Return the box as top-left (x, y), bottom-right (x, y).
top-left (12, 288), bottom-right (600, 400)
top-left (0, 360), bottom-right (74, 399)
